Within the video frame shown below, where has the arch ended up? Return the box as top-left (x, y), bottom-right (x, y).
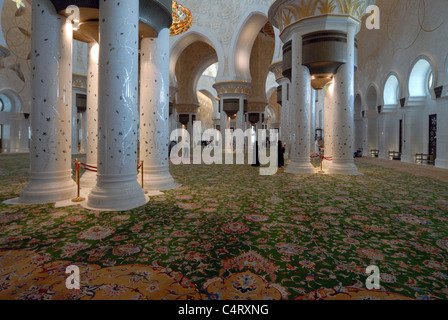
top-left (0, 89), bottom-right (22, 113)
top-left (198, 89), bottom-right (215, 105)
top-left (266, 85), bottom-right (277, 103)
top-left (265, 104), bottom-right (279, 125)
top-left (196, 90), bottom-right (215, 130)
top-left (265, 72), bottom-right (277, 95)
top-left (228, 4), bottom-right (269, 81)
top-left (408, 54), bottom-right (437, 97)
top-left (383, 72), bottom-right (401, 105)
top-left (197, 88), bottom-right (218, 119)
top-left (366, 83), bottom-right (379, 111)
top-left (169, 25), bottom-right (225, 84)
top-left (271, 26), bottom-right (283, 64)
top-left (191, 54), bottom-right (219, 105)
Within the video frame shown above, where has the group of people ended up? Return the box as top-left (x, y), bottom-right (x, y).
top-left (251, 140), bottom-right (286, 168)
top-left (168, 138), bottom-right (287, 168)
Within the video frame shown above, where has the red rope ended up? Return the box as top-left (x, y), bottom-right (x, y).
top-left (78, 162), bottom-right (98, 172)
top-left (79, 162), bottom-right (97, 169)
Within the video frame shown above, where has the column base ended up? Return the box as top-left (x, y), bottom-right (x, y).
top-left (143, 165), bottom-right (179, 191)
top-left (326, 159), bottom-right (362, 175)
top-left (81, 169), bottom-right (97, 189)
top-left (19, 170), bottom-right (77, 204)
top-left (400, 154), bottom-right (411, 163)
top-left (285, 158), bottom-right (315, 174)
top-left (86, 173), bottom-right (147, 211)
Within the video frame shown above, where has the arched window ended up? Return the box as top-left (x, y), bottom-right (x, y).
top-left (383, 75), bottom-right (400, 105)
top-left (0, 98), bottom-right (4, 112)
top-left (409, 59), bottom-right (433, 97)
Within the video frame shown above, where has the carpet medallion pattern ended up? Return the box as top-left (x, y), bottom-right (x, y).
top-left (0, 154), bottom-right (447, 300)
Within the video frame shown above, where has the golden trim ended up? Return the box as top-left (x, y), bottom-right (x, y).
top-left (213, 81), bottom-right (252, 86)
top-left (279, 13), bottom-right (361, 38)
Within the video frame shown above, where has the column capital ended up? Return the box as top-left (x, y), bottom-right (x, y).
top-left (213, 81), bottom-right (253, 98)
top-left (247, 101), bottom-right (268, 112)
top-left (174, 104), bottom-right (199, 113)
top-left (276, 76), bottom-right (289, 86)
top-left (269, 0), bottom-right (371, 38)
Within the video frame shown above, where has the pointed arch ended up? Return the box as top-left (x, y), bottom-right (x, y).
top-left (228, 4), bottom-right (270, 81)
top-left (169, 25), bottom-right (225, 84)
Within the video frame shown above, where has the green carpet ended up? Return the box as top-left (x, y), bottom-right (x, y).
top-left (0, 154), bottom-right (447, 300)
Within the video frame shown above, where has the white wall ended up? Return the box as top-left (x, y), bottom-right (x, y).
top-left (356, 0), bottom-right (448, 168)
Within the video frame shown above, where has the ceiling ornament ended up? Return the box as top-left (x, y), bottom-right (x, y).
top-left (170, 1), bottom-right (193, 37)
top-left (11, 0), bottom-right (25, 9)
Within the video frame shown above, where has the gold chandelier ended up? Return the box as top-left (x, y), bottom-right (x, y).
top-left (170, 1), bottom-right (193, 36)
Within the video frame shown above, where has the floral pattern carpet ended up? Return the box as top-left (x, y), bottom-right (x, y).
top-left (0, 154), bottom-right (447, 300)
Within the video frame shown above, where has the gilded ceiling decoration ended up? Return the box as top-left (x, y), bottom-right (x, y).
top-left (11, 0), bottom-right (25, 9)
top-left (271, 0), bottom-right (375, 31)
top-left (170, 1), bottom-right (193, 36)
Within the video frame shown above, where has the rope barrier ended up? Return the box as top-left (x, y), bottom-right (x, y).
top-left (78, 162), bottom-right (98, 172)
top-left (72, 160), bottom-right (145, 203)
top-left (319, 154), bottom-right (333, 173)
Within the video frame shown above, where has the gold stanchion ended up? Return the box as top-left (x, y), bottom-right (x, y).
top-left (139, 160), bottom-right (147, 194)
top-left (320, 154), bottom-right (324, 173)
top-left (72, 158), bottom-right (85, 202)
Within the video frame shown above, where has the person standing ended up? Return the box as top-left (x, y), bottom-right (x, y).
top-left (278, 140), bottom-right (285, 168)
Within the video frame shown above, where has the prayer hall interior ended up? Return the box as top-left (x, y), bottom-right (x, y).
top-left (0, 0), bottom-right (447, 301)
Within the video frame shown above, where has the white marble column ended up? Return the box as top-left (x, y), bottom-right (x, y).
top-left (140, 29), bottom-right (177, 191)
top-left (187, 113), bottom-right (194, 147)
top-left (220, 107), bottom-right (230, 153)
top-left (80, 111), bottom-right (87, 153)
top-left (285, 32), bottom-right (315, 174)
top-left (81, 42), bottom-right (99, 188)
top-left (87, 0), bottom-right (146, 211)
top-left (278, 77), bottom-right (289, 142)
top-left (72, 95), bottom-right (78, 154)
top-left (309, 88), bottom-right (316, 151)
top-left (19, 0), bottom-right (76, 204)
top-left (325, 23), bottom-right (360, 175)
top-left (18, 119), bottom-right (29, 152)
top-left (236, 98), bottom-right (245, 131)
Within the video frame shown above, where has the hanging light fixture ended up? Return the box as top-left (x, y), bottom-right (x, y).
top-left (12, 0), bottom-right (25, 9)
top-left (170, 1), bottom-right (193, 36)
